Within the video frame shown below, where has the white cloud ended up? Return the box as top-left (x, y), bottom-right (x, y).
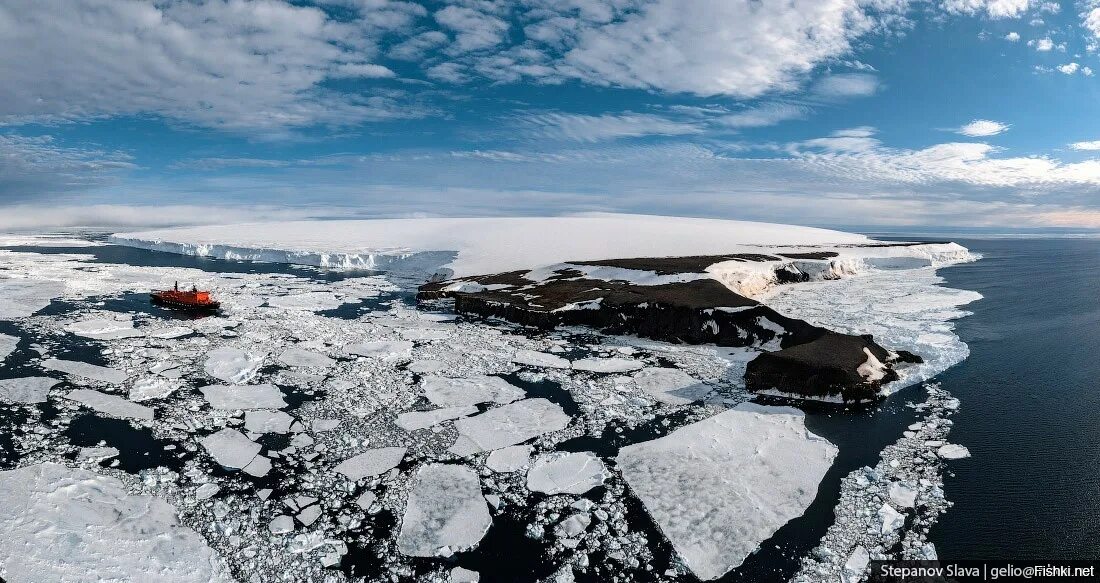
top-left (0, 0), bottom-right (414, 132)
top-left (1070, 141), bottom-right (1100, 150)
top-left (812, 73), bottom-right (881, 98)
top-left (529, 0), bottom-right (908, 98)
top-left (1005, 31), bottom-right (1021, 41)
top-left (1083, 3), bottom-right (1100, 41)
top-left (718, 104), bottom-right (810, 128)
top-left (518, 112), bottom-right (703, 142)
top-left (1038, 1), bottom-right (1060, 13)
top-left (388, 31), bottom-right (450, 61)
top-left (0, 204), bottom-right (329, 232)
top-left (1085, 66), bottom-right (1096, 76)
top-left (434, 6), bottom-right (511, 54)
top-left (942, 0), bottom-right (1033, 18)
top-left (1029, 37), bottom-right (1055, 50)
top-left (1058, 62), bottom-right (1080, 74)
top-left (956, 119), bottom-right (1010, 136)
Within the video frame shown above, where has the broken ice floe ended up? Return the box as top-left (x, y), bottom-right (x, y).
top-left (512, 349), bottom-right (571, 369)
top-left (0, 332), bottom-right (17, 362)
top-left (66, 389), bottom-right (155, 421)
top-left (200, 384), bottom-right (286, 410)
top-left (421, 375), bottom-right (525, 407)
top-left (485, 444), bottom-right (533, 473)
top-left (345, 340), bottom-right (413, 359)
top-left (632, 367), bottom-right (709, 405)
top-left (64, 317), bottom-right (144, 340)
top-left (200, 428), bottom-right (262, 470)
top-left (0, 376), bottom-right (60, 404)
top-left (571, 357), bottom-right (644, 373)
top-left (204, 346), bottom-right (265, 384)
top-left (278, 347), bottom-right (335, 368)
top-left (128, 377), bottom-right (179, 402)
top-left (449, 398), bottom-right (570, 455)
top-left (618, 403), bottom-right (838, 580)
top-left (42, 358), bottom-right (127, 384)
top-left (396, 405), bottom-right (478, 431)
top-left (334, 446), bottom-right (407, 481)
top-left (244, 410), bottom-right (295, 434)
top-left (0, 463), bottom-right (232, 582)
top-left (526, 451), bottom-right (609, 495)
top-left (397, 464), bottom-right (491, 557)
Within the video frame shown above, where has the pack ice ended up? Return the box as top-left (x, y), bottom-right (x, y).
top-left (618, 403), bottom-right (838, 580)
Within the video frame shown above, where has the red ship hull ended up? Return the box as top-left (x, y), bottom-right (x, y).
top-left (151, 289), bottom-right (221, 312)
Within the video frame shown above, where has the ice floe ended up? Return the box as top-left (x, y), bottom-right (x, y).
top-left (421, 375), bottom-right (526, 407)
top-left (526, 452), bottom-right (609, 495)
top-left (200, 428), bottom-right (262, 470)
top-left (66, 389), bottom-right (155, 421)
top-left (345, 340), bottom-right (413, 359)
top-left (0, 377), bottom-right (59, 404)
top-left (937, 443), bottom-right (971, 459)
top-left (200, 384), bottom-right (286, 410)
top-left (618, 403), bottom-right (838, 580)
top-left (0, 332), bottom-right (17, 362)
top-left (485, 444), bottom-right (533, 473)
top-left (571, 357), bottom-right (644, 373)
top-left (449, 398), bottom-right (570, 455)
top-left (41, 358), bottom-right (127, 384)
top-left (278, 347), bottom-right (335, 368)
top-left (512, 349), bottom-right (571, 369)
top-left (396, 405), bottom-right (478, 431)
top-left (204, 346), bottom-right (265, 384)
top-left (244, 410), bottom-right (295, 434)
top-left (632, 367), bottom-right (709, 405)
top-left (0, 463), bottom-right (231, 582)
top-left (334, 446), bottom-right (407, 481)
top-left (128, 377), bottom-right (179, 401)
top-left (397, 464), bottom-right (491, 557)
top-left (64, 317), bottom-right (144, 340)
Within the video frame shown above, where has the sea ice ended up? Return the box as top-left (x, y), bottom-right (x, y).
top-left (526, 452), bottom-right (609, 495)
top-left (396, 405), bottom-right (478, 431)
top-left (632, 368), bottom-right (709, 405)
top-left (128, 377), bottom-right (178, 401)
top-left (200, 384), bottom-right (286, 410)
top-left (278, 348), bottom-right (335, 368)
top-left (77, 446), bottom-right (119, 462)
top-left (346, 340), bottom-right (414, 359)
top-left (571, 357), bottom-right (644, 373)
top-left (0, 463), bottom-right (232, 582)
top-left (42, 358), bottom-right (127, 384)
top-left (485, 445), bottom-right (533, 473)
top-left (245, 410), bottom-right (295, 434)
top-left (0, 377), bottom-right (59, 404)
top-left (449, 399), bottom-right (570, 455)
top-left (451, 566), bottom-right (480, 583)
top-left (0, 279), bottom-right (65, 319)
top-left (200, 428), bottom-right (262, 470)
top-left (64, 317), bottom-right (144, 340)
top-left (204, 347), bottom-right (264, 384)
top-left (888, 481), bottom-right (918, 509)
top-left (66, 389), bottom-right (155, 421)
top-left (937, 443), bottom-right (971, 459)
top-left (147, 325), bottom-right (194, 339)
top-left (843, 546), bottom-right (870, 583)
top-left (879, 503), bottom-right (905, 533)
top-left (408, 359), bottom-right (446, 373)
top-left (422, 375), bottom-right (526, 407)
top-left (512, 349), bottom-right (571, 369)
top-left (397, 464), bottom-right (491, 557)
top-left (267, 291), bottom-right (345, 311)
top-left (0, 332), bottom-right (17, 362)
top-left (269, 515), bottom-right (295, 535)
top-left (195, 483), bottom-right (220, 500)
top-left (617, 403), bottom-right (838, 580)
top-left (334, 447), bottom-right (407, 481)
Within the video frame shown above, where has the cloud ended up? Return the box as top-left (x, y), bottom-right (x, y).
top-left (812, 73), bottom-right (881, 98)
top-left (1058, 62), bottom-right (1080, 74)
top-left (434, 6), bottom-right (511, 54)
top-left (0, 204), bottom-right (330, 232)
top-left (942, 0), bottom-right (1033, 18)
top-left (1028, 37), bottom-right (1055, 50)
top-left (956, 119), bottom-right (1010, 136)
top-left (1070, 141), bottom-right (1100, 150)
top-left (1005, 31), bottom-right (1021, 41)
top-left (0, 134), bottom-right (135, 202)
top-left (718, 103), bottom-right (810, 128)
top-left (518, 0), bottom-right (909, 98)
top-left (0, 0), bottom-right (416, 133)
top-left (517, 112), bottom-right (703, 142)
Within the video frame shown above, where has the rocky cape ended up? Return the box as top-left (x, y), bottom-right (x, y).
top-left (418, 250), bottom-right (926, 403)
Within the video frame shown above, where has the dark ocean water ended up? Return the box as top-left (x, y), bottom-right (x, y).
top-left (929, 238), bottom-right (1100, 559)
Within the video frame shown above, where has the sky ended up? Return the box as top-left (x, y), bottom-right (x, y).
top-left (4, 0), bottom-right (1100, 232)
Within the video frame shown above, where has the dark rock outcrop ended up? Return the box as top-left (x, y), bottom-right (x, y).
top-left (418, 255), bottom-right (921, 403)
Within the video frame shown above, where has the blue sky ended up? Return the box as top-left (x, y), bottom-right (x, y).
top-left (4, 0), bottom-right (1100, 231)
